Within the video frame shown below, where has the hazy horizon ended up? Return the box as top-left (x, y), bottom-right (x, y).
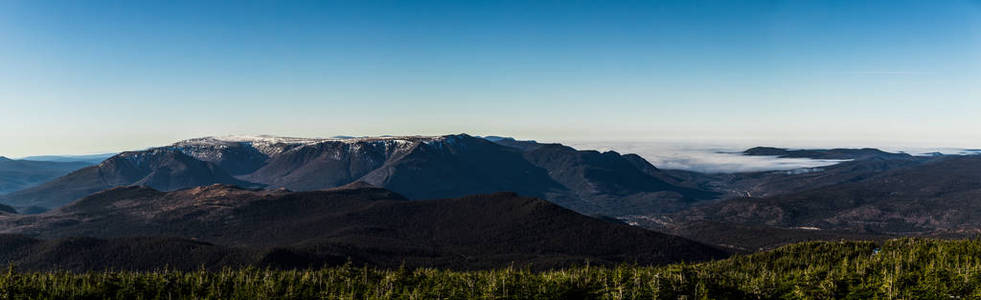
top-left (5, 132), bottom-right (981, 157)
top-left (6, 133), bottom-right (981, 174)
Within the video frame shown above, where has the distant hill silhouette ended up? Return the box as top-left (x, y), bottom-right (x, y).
top-left (743, 147), bottom-right (911, 160)
top-left (0, 157), bottom-right (92, 196)
top-left (20, 153), bottom-right (116, 164)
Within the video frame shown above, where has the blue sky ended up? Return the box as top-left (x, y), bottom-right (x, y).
top-left (1, 1), bottom-right (979, 156)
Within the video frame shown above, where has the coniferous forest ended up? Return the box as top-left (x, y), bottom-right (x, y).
top-left (3, 238), bottom-right (981, 299)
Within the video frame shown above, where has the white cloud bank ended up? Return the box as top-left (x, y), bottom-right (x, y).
top-left (564, 141), bottom-right (981, 173)
top-left (564, 141), bottom-right (847, 173)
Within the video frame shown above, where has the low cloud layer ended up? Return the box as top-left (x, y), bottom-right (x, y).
top-left (565, 141), bottom-right (849, 173)
top-left (565, 141), bottom-right (981, 173)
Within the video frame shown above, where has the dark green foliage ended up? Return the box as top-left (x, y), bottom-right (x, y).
top-left (3, 238), bottom-right (981, 299)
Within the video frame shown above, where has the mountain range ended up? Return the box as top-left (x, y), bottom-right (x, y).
top-left (0, 135), bottom-right (715, 217)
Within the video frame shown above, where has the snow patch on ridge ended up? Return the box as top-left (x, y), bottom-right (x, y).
top-left (171, 135), bottom-right (447, 161)
top-left (178, 135), bottom-right (445, 146)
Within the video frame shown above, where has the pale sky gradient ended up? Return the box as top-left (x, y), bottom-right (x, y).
top-left (1, 1), bottom-right (980, 157)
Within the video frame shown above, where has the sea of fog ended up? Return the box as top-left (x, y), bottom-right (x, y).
top-left (558, 140), bottom-right (979, 174)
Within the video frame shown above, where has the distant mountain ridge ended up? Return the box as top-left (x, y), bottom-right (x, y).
top-left (20, 153), bottom-right (117, 164)
top-left (0, 134), bottom-right (716, 217)
top-left (0, 158), bottom-right (93, 195)
top-left (743, 147), bottom-right (911, 160)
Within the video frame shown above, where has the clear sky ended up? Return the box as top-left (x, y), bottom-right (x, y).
top-left (1, 1), bottom-right (979, 157)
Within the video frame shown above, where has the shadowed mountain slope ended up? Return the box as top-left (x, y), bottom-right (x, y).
top-left (357, 135), bottom-right (565, 201)
top-left (0, 185), bottom-right (727, 269)
top-left (520, 144), bottom-right (717, 215)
